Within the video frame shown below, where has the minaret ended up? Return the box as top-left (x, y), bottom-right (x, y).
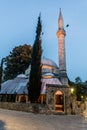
top-left (57, 9), bottom-right (68, 85)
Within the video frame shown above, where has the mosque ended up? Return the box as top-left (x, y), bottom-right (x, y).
top-left (0, 10), bottom-right (72, 114)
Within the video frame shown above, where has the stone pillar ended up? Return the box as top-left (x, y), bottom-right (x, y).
top-left (26, 95), bottom-right (29, 102)
top-left (19, 96), bottom-right (21, 102)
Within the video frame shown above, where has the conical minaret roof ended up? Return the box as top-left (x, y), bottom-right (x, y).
top-left (58, 8), bottom-right (64, 29)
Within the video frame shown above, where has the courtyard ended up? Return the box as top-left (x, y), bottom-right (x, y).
top-left (0, 108), bottom-right (87, 130)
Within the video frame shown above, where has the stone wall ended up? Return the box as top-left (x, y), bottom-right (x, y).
top-left (0, 102), bottom-right (50, 114)
top-left (0, 101), bottom-right (85, 115)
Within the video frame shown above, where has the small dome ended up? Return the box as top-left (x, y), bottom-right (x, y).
top-left (43, 72), bottom-right (54, 77)
top-left (17, 74), bottom-right (27, 78)
top-left (42, 58), bottom-right (58, 68)
top-left (42, 72), bottom-right (55, 79)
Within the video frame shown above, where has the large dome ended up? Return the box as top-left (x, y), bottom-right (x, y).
top-left (42, 58), bottom-right (58, 68)
top-left (41, 58), bottom-right (59, 78)
top-left (25, 58), bottom-right (59, 78)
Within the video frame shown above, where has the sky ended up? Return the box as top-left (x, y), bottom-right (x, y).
top-left (0, 0), bottom-right (87, 82)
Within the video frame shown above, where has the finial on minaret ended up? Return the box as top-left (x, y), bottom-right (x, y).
top-left (58, 8), bottom-right (64, 29)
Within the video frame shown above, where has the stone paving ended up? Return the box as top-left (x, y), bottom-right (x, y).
top-left (0, 108), bottom-right (87, 130)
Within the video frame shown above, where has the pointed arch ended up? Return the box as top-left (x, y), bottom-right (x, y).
top-left (55, 90), bottom-right (64, 112)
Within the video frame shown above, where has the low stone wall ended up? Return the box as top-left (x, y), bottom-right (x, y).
top-left (0, 102), bottom-right (85, 115)
top-left (0, 102), bottom-right (49, 114)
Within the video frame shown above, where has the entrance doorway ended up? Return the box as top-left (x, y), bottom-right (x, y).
top-left (55, 90), bottom-right (64, 112)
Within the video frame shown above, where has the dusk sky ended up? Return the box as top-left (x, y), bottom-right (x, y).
top-left (0, 0), bottom-right (87, 82)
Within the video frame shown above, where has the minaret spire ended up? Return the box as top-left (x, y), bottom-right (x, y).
top-left (58, 8), bottom-right (64, 29)
top-left (57, 9), bottom-right (68, 85)
top-left (57, 9), bottom-right (66, 71)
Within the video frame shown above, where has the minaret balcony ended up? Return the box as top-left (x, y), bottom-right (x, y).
top-left (57, 30), bottom-right (66, 38)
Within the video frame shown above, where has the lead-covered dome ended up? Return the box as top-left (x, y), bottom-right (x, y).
top-left (25, 58), bottom-right (59, 78)
top-left (41, 58), bottom-right (58, 68)
top-left (41, 58), bottom-right (59, 78)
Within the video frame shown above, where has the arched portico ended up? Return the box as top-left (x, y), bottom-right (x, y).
top-left (55, 90), bottom-right (64, 112)
top-left (46, 85), bottom-right (71, 114)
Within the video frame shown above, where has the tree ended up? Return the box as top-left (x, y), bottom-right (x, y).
top-left (4, 44), bottom-right (32, 80)
top-left (28, 14), bottom-right (42, 102)
top-left (75, 77), bottom-right (82, 84)
top-left (69, 77), bottom-right (87, 101)
top-left (74, 77), bottom-right (87, 101)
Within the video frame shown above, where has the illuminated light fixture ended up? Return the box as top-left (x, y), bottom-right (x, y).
top-left (70, 88), bottom-right (74, 94)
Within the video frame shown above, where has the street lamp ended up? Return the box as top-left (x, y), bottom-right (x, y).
top-left (71, 88), bottom-right (74, 94)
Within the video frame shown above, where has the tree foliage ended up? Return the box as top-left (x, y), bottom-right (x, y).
top-left (75, 77), bottom-right (82, 84)
top-left (4, 44), bottom-right (32, 80)
top-left (69, 77), bottom-right (87, 101)
top-left (28, 14), bottom-right (42, 102)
